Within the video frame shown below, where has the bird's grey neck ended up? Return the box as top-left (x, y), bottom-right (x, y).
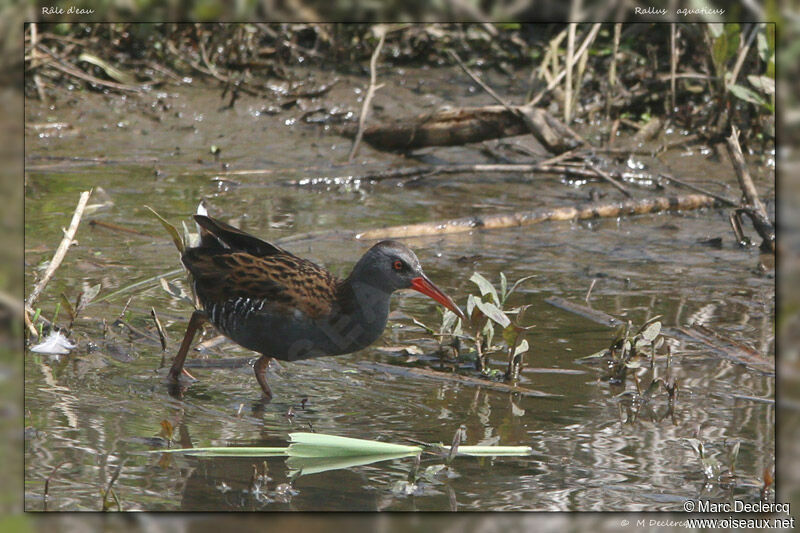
top-left (346, 279), bottom-right (393, 328)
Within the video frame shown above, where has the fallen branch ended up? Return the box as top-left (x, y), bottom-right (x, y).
top-left (356, 193), bottom-right (718, 240)
top-left (27, 189), bottom-right (92, 309)
top-left (359, 361), bottom-right (561, 398)
top-left (544, 296), bottom-right (623, 327)
top-left (675, 325), bottom-right (774, 375)
top-left (289, 162), bottom-right (638, 186)
top-left (344, 104), bottom-right (581, 154)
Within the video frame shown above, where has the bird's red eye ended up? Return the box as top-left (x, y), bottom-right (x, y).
top-left (393, 260), bottom-right (403, 271)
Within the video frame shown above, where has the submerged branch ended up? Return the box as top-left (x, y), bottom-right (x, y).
top-left (360, 362), bottom-right (561, 398)
top-left (356, 194), bottom-right (719, 240)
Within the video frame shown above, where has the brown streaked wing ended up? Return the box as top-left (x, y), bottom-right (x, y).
top-left (183, 249), bottom-right (341, 318)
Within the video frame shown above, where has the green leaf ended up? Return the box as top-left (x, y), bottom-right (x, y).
top-left (728, 441), bottom-right (740, 473)
top-left (506, 275), bottom-right (536, 298)
top-left (466, 294), bottom-right (477, 318)
top-left (499, 272), bottom-right (508, 303)
top-left (59, 293), bottom-right (76, 321)
top-left (707, 23), bottom-right (723, 39)
top-left (411, 317), bottom-right (435, 335)
top-left (482, 319), bottom-right (495, 349)
top-left (747, 74), bottom-right (774, 95)
top-left (502, 324), bottom-right (519, 347)
top-left (579, 349), bottom-right (609, 360)
top-left (145, 206), bottom-right (184, 254)
top-left (643, 378), bottom-right (662, 398)
top-left (470, 272), bottom-right (499, 305)
top-left (440, 309), bottom-right (458, 334)
top-left (81, 283), bottom-right (102, 307)
top-left (640, 321), bottom-right (662, 342)
top-left (474, 299), bottom-right (511, 328)
top-left (514, 339), bottom-right (529, 356)
top-left (729, 84), bottom-right (771, 109)
top-left (686, 438), bottom-right (704, 458)
top-left (710, 24), bottom-right (739, 78)
top-left (765, 23), bottom-right (775, 59)
top-left (757, 30), bottom-right (769, 62)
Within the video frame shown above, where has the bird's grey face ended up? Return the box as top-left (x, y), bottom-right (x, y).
top-left (369, 241), bottom-right (423, 291)
top-left (355, 241), bottom-right (465, 319)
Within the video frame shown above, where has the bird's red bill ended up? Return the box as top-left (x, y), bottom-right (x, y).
top-left (410, 276), bottom-right (466, 319)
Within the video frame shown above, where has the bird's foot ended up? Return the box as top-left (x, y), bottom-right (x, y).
top-left (166, 365), bottom-right (198, 385)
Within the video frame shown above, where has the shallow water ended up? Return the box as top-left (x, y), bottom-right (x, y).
top-left (24, 66), bottom-right (774, 511)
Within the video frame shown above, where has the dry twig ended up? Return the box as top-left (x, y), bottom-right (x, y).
top-left (348, 28), bottom-right (386, 162)
top-left (27, 189), bottom-right (93, 309)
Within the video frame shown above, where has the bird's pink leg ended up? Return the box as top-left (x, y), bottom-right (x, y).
top-left (168, 310), bottom-right (206, 383)
top-left (254, 355), bottom-right (273, 399)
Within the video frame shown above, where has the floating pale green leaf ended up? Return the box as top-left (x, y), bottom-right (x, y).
top-left (145, 205), bottom-right (184, 254)
top-left (287, 432), bottom-right (421, 457)
top-left (287, 452), bottom-right (417, 477)
top-left (474, 299), bottom-right (510, 329)
top-left (441, 445), bottom-right (533, 456)
top-left (470, 272), bottom-right (499, 305)
top-left (150, 447), bottom-right (289, 457)
top-left (150, 433), bottom-right (533, 461)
